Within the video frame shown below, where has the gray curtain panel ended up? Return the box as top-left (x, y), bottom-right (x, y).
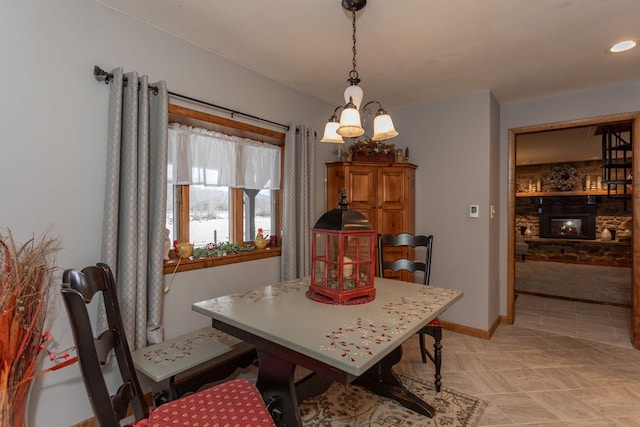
top-left (101, 67), bottom-right (168, 349)
top-left (281, 125), bottom-right (316, 280)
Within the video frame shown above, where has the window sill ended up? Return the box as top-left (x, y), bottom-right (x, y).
top-left (163, 247), bottom-right (281, 274)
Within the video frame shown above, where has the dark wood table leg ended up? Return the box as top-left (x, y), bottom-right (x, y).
top-left (354, 345), bottom-right (435, 417)
top-left (255, 348), bottom-right (302, 427)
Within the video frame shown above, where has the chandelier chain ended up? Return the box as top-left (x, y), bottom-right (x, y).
top-left (348, 12), bottom-right (360, 82)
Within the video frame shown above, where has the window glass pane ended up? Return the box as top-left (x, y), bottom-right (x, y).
top-left (190, 185), bottom-right (230, 246)
top-left (243, 189), bottom-right (274, 241)
top-left (166, 185), bottom-right (175, 242)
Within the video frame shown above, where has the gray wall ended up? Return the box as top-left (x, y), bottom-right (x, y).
top-left (393, 91), bottom-right (499, 331)
top-left (1, 1), bottom-right (332, 425)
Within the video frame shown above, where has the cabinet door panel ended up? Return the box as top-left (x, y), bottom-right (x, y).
top-left (379, 169), bottom-right (406, 209)
top-left (378, 208), bottom-right (405, 236)
top-left (348, 169), bottom-right (376, 206)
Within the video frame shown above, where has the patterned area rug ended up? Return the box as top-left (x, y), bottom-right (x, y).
top-left (299, 375), bottom-right (487, 427)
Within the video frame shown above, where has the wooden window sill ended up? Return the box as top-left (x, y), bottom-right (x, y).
top-left (163, 248), bottom-right (281, 274)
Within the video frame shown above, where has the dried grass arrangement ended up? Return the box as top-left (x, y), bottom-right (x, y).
top-left (0, 228), bottom-right (61, 427)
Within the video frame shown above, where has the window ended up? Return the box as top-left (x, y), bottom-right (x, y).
top-left (190, 186), bottom-right (229, 244)
top-left (165, 104), bottom-right (285, 272)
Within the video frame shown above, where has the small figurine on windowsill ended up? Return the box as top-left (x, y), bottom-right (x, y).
top-left (255, 228), bottom-right (269, 249)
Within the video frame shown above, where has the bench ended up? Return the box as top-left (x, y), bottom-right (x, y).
top-left (131, 326), bottom-right (256, 405)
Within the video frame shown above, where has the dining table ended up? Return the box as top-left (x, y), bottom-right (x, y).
top-left (192, 276), bottom-right (463, 427)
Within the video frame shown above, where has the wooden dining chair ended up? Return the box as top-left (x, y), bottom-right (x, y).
top-left (377, 233), bottom-right (443, 392)
top-left (61, 263), bottom-right (275, 427)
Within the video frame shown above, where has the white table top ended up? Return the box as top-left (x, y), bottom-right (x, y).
top-left (192, 277), bottom-right (462, 377)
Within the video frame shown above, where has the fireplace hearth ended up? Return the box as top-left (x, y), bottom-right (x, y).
top-left (539, 204), bottom-right (597, 239)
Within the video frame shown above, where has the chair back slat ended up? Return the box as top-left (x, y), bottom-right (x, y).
top-left (383, 259), bottom-right (427, 274)
top-left (379, 232), bottom-right (430, 249)
top-left (94, 330), bottom-right (116, 365)
top-left (61, 264), bottom-right (149, 425)
top-left (378, 233), bottom-right (433, 285)
top-left (112, 382), bottom-right (136, 420)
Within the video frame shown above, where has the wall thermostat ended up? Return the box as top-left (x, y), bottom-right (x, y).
top-left (469, 205), bottom-right (479, 218)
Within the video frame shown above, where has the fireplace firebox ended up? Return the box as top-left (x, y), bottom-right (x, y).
top-left (539, 205), bottom-right (596, 240)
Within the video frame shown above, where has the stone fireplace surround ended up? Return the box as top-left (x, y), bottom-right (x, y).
top-left (521, 238), bottom-right (631, 267)
top-left (516, 160), bottom-right (631, 267)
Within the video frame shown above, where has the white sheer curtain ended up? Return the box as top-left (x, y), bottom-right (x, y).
top-left (281, 125), bottom-right (316, 280)
top-left (101, 67), bottom-right (168, 349)
top-left (168, 123), bottom-right (281, 190)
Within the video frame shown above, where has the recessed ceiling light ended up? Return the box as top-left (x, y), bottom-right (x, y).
top-left (610, 40), bottom-right (636, 53)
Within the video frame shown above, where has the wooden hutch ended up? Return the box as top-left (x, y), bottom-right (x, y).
top-left (326, 161), bottom-right (417, 281)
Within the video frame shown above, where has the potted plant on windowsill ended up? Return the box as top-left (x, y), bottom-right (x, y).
top-left (348, 138), bottom-right (395, 162)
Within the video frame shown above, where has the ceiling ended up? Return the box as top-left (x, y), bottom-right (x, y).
top-left (97, 0), bottom-right (639, 164)
top-left (97, 0), bottom-right (640, 109)
top-left (516, 126), bottom-right (603, 165)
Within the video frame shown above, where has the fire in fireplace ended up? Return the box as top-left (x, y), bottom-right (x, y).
top-left (539, 204), bottom-right (597, 240)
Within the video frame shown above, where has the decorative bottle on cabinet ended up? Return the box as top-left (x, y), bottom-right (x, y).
top-left (326, 161), bottom-right (417, 281)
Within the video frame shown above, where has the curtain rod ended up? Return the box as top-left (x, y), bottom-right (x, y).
top-left (93, 66), bottom-right (290, 131)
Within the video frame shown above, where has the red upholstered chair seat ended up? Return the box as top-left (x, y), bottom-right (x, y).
top-left (426, 317), bottom-right (441, 327)
top-left (134, 379), bottom-right (274, 427)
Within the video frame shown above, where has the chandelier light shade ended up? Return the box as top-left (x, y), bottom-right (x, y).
top-left (320, 108), bottom-right (345, 143)
top-left (337, 101), bottom-right (364, 138)
top-left (321, 121), bottom-right (344, 143)
top-left (322, 0), bottom-right (398, 146)
top-left (372, 108), bottom-right (399, 141)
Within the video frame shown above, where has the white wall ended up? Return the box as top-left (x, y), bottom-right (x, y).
top-left (1, 1), bottom-right (334, 425)
top-left (498, 82), bottom-right (640, 315)
top-left (393, 91), bottom-right (497, 331)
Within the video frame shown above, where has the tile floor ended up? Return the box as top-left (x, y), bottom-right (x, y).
top-left (395, 294), bottom-right (640, 426)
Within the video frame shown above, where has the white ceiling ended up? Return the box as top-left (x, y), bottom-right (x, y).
top-left (96, 0), bottom-right (640, 164)
top-left (96, 0), bottom-right (640, 109)
top-left (516, 126), bottom-right (602, 165)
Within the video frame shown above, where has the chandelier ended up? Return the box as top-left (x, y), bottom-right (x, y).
top-left (321, 0), bottom-right (399, 147)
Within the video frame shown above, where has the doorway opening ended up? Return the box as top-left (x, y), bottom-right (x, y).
top-left (507, 112), bottom-right (640, 349)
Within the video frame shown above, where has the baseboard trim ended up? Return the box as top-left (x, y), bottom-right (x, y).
top-left (441, 316), bottom-right (502, 340)
top-left (72, 418), bottom-right (95, 427)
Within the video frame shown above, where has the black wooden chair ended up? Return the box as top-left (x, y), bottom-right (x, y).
top-left (377, 233), bottom-right (443, 391)
top-left (61, 263), bottom-right (275, 426)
